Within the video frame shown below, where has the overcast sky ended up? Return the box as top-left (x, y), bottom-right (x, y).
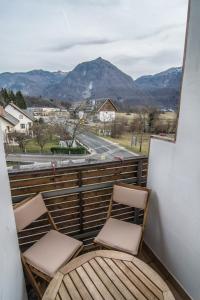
top-left (0, 0), bottom-right (188, 78)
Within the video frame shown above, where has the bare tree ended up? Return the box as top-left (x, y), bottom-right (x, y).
top-left (32, 123), bottom-right (50, 152)
top-left (66, 103), bottom-right (88, 147)
top-left (66, 118), bottom-right (85, 147)
top-left (146, 109), bottom-right (160, 133)
top-left (111, 117), bottom-right (126, 138)
top-left (130, 110), bottom-right (146, 152)
top-left (8, 131), bottom-right (31, 153)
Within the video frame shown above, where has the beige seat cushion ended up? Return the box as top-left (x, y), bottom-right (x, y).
top-left (23, 230), bottom-right (83, 277)
top-left (113, 185), bottom-right (148, 209)
top-left (94, 218), bottom-right (142, 255)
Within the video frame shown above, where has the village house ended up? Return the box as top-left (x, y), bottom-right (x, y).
top-left (27, 107), bottom-right (69, 123)
top-left (94, 98), bottom-right (118, 122)
top-left (70, 98), bottom-right (118, 122)
top-left (0, 107), bottom-right (18, 143)
top-left (5, 102), bottom-right (34, 133)
top-left (0, 103), bottom-right (35, 144)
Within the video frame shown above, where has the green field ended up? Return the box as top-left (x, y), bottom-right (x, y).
top-left (7, 138), bottom-right (59, 154)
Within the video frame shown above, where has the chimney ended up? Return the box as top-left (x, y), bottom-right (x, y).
top-left (0, 106), bottom-right (5, 116)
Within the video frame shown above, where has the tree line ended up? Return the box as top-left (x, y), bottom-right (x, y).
top-left (0, 88), bottom-right (27, 109)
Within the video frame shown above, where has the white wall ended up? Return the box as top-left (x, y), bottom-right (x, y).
top-left (5, 105), bottom-right (32, 133)
top-left (0, 128), bottom-right (27, 300)
top-left (146, 1), bottom-right (200, 299)
top-left (0, 118), bottom-right (14, 142)
top-left (98, 111), bottom-right (115, 122)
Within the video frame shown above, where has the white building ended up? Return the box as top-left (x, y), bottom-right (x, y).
top-left (27, 107), bottom-right (69, 122)
top-left (95, 99), bottom-right (118, 122)
top-left (70, 98), bottom-right (118, 122)
top-left (5, 102), bottom-right (34, 133)
top-left (0, 107), bottom-right (18, 143)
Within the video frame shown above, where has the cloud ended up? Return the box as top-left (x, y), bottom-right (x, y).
top-left (47, 38), bottom-right (115, 52)
top-left (0, 0), bottom-right (188, 77)
top-left (135, 23), bottom-right (185, 40)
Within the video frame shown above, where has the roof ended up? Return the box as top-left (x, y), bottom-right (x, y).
top-left (7, 102), bottom-right (35, 121)
top-left (0, 111), bottom-right (19, 126)
top-left (95, 98), bottom-right (118, 112)
top-left (69, 98), bottom-right (118, 113)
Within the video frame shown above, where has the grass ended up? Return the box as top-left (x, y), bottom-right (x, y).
top-left (101, 133), bottom-right (175, 155)
top-left (102, 133), bottom-right (151, 155)
top-left (25, 138), bottom-right (59, 153)
top-left (7, 138), bottom-right (59, 154)
top-left (116, 112), bottom-right (177, 124)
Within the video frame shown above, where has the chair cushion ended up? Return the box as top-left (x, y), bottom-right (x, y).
top-left (94, 218), bottom-right (142, 255)
top-left (14, 193), bottom-right (47, 232)
top-left (23, 230), bottom-right (83, 277)
top-left (113, 185), bottom-right (148, 209)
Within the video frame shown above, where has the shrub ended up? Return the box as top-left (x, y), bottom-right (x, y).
top-left (50, 146), bottom-right (86, 155)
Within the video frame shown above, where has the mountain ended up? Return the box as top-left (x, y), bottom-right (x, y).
top-left (0, 70), bottom-right (67, 97)
top-left (0, 59), bottom-right (182, 109)
top-left (135, 67), bottom-right (182, 89)
top-left (134, 67), bottom-right (182, 109)
top-left (45, 57), bottom-right (146, 102)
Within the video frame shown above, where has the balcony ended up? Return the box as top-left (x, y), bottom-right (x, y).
top-left (1, 1), bottom-right (200, 299)
top-left (9, 157), bottom-right (147, 253)
top-left (8, 157), bottom-right (189, 299)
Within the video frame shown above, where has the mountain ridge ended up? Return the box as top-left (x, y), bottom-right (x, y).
top-left (0, 58), bottom-right (182, 109)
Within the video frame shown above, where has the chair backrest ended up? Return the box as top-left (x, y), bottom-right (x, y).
top-left (14, 193), bottom-right (47, 232)
top-left (112, 183), bottom-right (149, 209)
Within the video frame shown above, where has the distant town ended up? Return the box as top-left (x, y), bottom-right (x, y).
top-left (0, 86), bottom-right (177, 171)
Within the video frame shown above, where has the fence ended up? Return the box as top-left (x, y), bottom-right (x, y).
top-left (9, 157), bottom-right (148, 252)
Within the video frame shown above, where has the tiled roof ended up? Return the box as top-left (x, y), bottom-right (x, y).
top-left (0, 111), bottom-right (19, 126)
top-left (8, 102), bottom-right (35, 121)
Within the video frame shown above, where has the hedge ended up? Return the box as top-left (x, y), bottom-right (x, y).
top-left (50, 146), bottom-right (86, 155)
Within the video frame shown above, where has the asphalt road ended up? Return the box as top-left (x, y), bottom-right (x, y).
top-left (77, 132), bottom-right (136, 160)
top-left (7, 132), bottom-right (137, 165)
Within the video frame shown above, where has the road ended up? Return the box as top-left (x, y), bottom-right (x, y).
top-left (77, 131), bottom-right (136, 160)
top-left (7, 132), bottom-right (137, 166)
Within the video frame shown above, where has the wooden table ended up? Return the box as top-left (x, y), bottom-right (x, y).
top-left (43, 250), bottom-right (175, 300)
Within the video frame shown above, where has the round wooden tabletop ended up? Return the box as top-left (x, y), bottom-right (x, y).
top-left (43, 250), bottom-right (175, 300)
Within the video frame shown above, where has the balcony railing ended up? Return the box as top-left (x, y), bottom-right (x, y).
top-left (9, 156), bottom-right (148, 252)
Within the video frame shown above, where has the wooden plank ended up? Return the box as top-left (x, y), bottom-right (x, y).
top-left (132, 257), bottom-right (170, 292)
top-left (58, 282), bottom-right (71, 300)
top-left (83, 262), bottom-right (114, 300)
top-left (42, 272), bottom-right (63, 300)
top-left (104, 257), bottom-right (146, 300)
top-left (9, 158), bottom-right (147, 180)
top-left (82, 172), bottom-right (137, 185)
top-left (89, 259), bottom-right (125, 300)
top-left (69, 270), bottom-right (93, 300)
top-left (63, 274), bottom-right (82, 300)
top-left (76, 266), bottom-right (103, 300)
top-left (10, 172), bottom-right (78, 188)
top-left (124, 261), bottom-right (163, 299)
top-left (95, 257), bottom-right (135, 300)
top-left (11, 180), bottom-right (78, 196)
top-left (96, 250), bottom-right (134, 261)
top-left (60, 251), bottom-right (97, 274)
top-left (82, 165), bottom-right (138, 179)
top-left (163, 290), bottom-right (175, 300)
top-left (114, 259), bottom-right (160, 300)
